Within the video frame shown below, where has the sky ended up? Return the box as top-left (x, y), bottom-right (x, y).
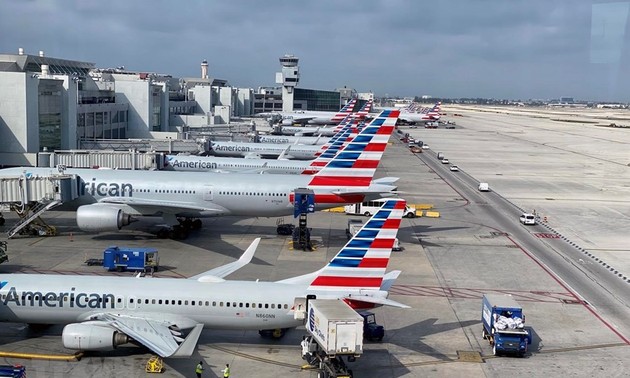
top-left (2, 0), bottom-right (630, 101)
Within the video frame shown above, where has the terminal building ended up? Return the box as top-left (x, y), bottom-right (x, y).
top-left (0, 48), bottom-right (253, 166)
top-left (0, 49), bottom-right (368, 167)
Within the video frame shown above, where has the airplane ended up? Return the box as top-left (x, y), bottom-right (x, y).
top-left (208, 140), bottom-right (322, 160)
top-left (271, 99), bottom-right (374, 137)
top-left (397, 102), bottom-right (441, 125)
top-left (260, 98), bottom-right (358, 127)
top-left (208, 103), bottom-right (372, 160)
top-left (0, 199), bottom-right (409, 358)
top-left (0, 110), bottom-right (400, 238)
top-left (164, 116), bottom-right (367, 175)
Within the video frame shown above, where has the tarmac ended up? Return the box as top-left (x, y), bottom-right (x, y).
top-left (0, 106), bottom-right (629, 377)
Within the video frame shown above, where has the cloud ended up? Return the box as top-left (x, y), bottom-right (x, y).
top-left (1, 0), bottom-right (628, 100)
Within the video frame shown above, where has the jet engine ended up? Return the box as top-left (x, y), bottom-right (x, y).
top-left (62, 322), bottom-right (130, 351)
top-left (77, 205), bottom-right (133, 231)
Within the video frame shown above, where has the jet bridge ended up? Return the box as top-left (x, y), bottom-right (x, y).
top-left (0, 168), bottom-right (79, 238)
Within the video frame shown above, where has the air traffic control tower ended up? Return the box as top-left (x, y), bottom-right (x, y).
top-left (276, 54), bottom-right (300, 112)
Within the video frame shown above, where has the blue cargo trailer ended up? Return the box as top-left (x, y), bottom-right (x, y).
top-left (103, 246), bottom-right (159, 273)
top-left (0, 365), bottom-right (25, 378)
top-left (481, 294), bottom-right (531, 357)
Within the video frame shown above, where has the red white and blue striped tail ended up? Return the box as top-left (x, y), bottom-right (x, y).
top-left (307, 199), bottom-right (406, 292)
top-left (330, 98), bottom-right (358, 124)
top-left (356, 99), bottom-right (373, 118)
top-left (307, 109), bottom-right (399, 188)
top-left (303, 119), bottom-right (358, 174)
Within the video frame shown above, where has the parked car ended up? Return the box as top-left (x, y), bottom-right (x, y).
top-left (449, 165), bottom-right (459, 171)
top-left (519, 213), bottom-right (536, 225)
top-left (441, 158), bottom-right (449, 164)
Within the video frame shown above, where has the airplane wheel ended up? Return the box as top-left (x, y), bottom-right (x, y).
top-left (181, 219), bottom-right (193, 229)
top-left (192, 219), bottom-right (202, 230)
top-left (406, 212), bottom-right (415, 218)
top-left (171, 226), bottom-right (189, 240)
top-left (0, 217), bottom-right (5, 226)
top-left (364, 212), bottom-right (371, 217)
top-left (157, 228), bottom-right (169, 239)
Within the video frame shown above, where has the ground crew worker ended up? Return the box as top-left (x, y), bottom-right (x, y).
top-left (222, 363), bottom-right (230, 378)
top-left (195, 361), bottom-right (204, 378)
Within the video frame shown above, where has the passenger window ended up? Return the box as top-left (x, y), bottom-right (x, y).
top-left (227, 302), bottom-right (231, 307)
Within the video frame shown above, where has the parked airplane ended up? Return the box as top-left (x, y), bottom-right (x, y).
top-left (0, 110), bottom-right (400, 238)
top-left (260, 98), bottom-right (358, 126)
top-left (271, 99), bottom-right (374, 137)
top-left (165, 116), bottom-right (366, 175)
top-left (0, 199), bottom-right (408, 357)
top-left (397, 103), bottom-right (441, 125)
top-left (209, 103), bottom-right (372, 160)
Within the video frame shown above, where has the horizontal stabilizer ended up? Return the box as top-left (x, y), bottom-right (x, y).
top-left (373, 177), bottom-right (400, 185)
top-left (345, 294), bottom-right (410, 309)
top-left (380, 270), bottom-right (401, 291)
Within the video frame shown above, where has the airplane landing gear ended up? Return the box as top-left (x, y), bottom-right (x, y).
top-left (155, 218), bottom-right (201, 240)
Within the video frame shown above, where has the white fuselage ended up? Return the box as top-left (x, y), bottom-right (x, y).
top-left (210, 141), bottom-right (321, 160)
top-left (0, 274), bottom-right (311, 330)
top-left (0, 167), bottom-right (390, 218)
top-left (164, 155), bottom-right (316, 175)
top-left (256, 135), bottom-right (328, 145)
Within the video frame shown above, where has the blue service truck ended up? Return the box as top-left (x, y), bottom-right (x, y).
top-left (103, 246), bottom-right (159, 273)
top-left (481, 294), bottom-right (531, 357)
top-left (0, 365), bottom-right (25, 378)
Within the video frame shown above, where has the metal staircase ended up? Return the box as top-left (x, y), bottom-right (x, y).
top-left (7, 199), bottom-right (62, 238)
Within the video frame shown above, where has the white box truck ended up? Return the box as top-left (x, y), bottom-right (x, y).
top-left (306, 299), bottom-right (363, 357)
top-left (301, 299), bottom-right (364, 377)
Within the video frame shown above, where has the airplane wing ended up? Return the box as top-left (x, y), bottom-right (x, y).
top-left (97, 197), bottom-right (227, 215)
top-left (99, 314), bottom-right (204, 358)
top-left (189, 238), bottom-right (260, 281)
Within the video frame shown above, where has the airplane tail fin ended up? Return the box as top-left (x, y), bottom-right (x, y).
top-left (356, 99), bottom-right (374, 118)
top-left (308, 199), bottom-right (406, 292)
top-left (307, 109), bottom-right (399, 188)
top-left (330, 98), bottom-right (358, 124)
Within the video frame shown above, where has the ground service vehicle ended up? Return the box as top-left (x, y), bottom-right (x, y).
top-left (103, 246), bottom-right (159, 272)
top-left (441, 158), bottom-right (449, 164)
top-left (478, 182), bottom-right (489, 192)
top-left (449, 165), bottom-right (459, 171)
top-left (437, 152), bottom-right (444, 160)
top-left (481, 294), bottom-right (531, 356)
top-left (519, 213), bottom-right (536, 225)
top-left (360, 312), bottom-right (384, 342)
top-left (302, 299), bottom-right (363, 377)
top-left (344, 199), bottom-right (417, 218)
top-left (0, 365), bottom-right (25, 378)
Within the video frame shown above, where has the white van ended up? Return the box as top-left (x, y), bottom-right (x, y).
top-left (344, 199), bottom-right (417, 218)
top-left (478, 182), bottom-right (490, 192)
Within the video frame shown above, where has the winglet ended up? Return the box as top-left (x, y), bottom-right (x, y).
top-left (171, 324), bottom-right (204, 357)
top-left (190, 238), bottom-right (260, 280)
